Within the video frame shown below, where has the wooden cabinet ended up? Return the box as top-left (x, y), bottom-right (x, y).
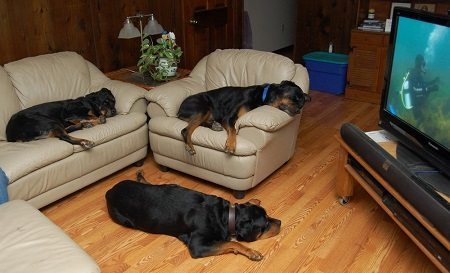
top-left (345, 29), bottom-right (389, 104)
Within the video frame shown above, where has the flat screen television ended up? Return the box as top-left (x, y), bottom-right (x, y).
top-left (379, 7), bottom-right (450, 178)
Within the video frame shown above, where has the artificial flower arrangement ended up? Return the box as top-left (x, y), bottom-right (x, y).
top-left (138, 31), bottom-right (183, 81)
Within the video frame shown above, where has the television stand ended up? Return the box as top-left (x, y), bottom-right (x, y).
top-left (335, 129), bottom-right (449, 272)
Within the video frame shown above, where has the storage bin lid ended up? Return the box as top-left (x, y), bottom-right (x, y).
top-left (303, 51), bottom-right (348, 64)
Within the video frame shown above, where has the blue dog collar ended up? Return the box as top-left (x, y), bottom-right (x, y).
top-left (262, 85), bottom-right (270, 102)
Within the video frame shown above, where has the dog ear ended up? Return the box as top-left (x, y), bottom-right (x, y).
top-left (247, 199), bottom-right (261, 206)
top-left (280, 80), bottom-right (294, 86)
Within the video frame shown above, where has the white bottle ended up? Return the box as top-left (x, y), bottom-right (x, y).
top-left (328, 42), bottom-right (333, 53)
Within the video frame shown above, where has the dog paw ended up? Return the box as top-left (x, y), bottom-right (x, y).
top-left (80, 140), bottom-right (95, 149)
top-left (99, 116), bottom-right (106, 124)
top-left (211, 121), bottom-right (223, 131)
top-left (81, 122), bottom-right (94, 128)
top-left (224, 144), bottom-right (236, 154)
top-left (185, 144), bottom-right (196, 155)
top-left (248, 250), bottom-right (263, 261)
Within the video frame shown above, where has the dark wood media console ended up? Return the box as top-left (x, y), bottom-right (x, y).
top-left (335, 134), bottom-right (449, 272)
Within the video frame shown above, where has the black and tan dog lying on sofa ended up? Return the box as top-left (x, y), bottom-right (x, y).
top-left (177, 80), bottom-right (310, 155)
top-left (6, 88), bottom-right (116, 149)
top-left (105, 171), bottom-right (281, 261)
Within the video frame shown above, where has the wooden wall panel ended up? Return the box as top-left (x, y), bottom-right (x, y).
top-left (0, 0), bottom-right (96, 65)
top-left (1, 0), bottom-right (242, 72)
top-left (293, 0), bottom-right (359, 63)
top-left (0, 0), bottom-right (151, 72)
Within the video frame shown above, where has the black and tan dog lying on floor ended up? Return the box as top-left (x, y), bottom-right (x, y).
top-left (105, 171), bottom-right (281, 261)
top-left (6, 88), bottom-right (116, 149)
top-left (177, 80), bottom-right (310, 155)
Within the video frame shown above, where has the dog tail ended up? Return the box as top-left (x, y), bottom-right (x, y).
top-left (136, 170), bottom-right (150, 184)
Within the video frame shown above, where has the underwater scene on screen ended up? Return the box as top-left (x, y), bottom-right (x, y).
top-left (386, 16), bottom-right (450, 150)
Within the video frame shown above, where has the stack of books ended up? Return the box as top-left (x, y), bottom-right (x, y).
top-left (358, 19), bottom-right (385, 32)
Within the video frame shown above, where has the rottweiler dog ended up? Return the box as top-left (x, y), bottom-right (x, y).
top-left (105, 172), bottom-right (281, 261)
top-left (6, 88), bottom-right (116, 149)
top-left (177, 80), bottom-right (310, 155)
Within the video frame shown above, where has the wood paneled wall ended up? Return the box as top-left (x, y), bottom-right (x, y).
top-left (293, 0), bottom-right (359, 63)
top-left (2, 1), bottom-right (448, 71)
top-left (0, 0), bottom-right (151, 72)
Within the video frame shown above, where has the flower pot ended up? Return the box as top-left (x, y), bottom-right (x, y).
top-left (158, 58), bottom-right (177, 77)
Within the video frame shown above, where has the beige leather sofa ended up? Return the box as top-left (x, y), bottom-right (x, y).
top-left (0, 51), bottom-right (149, 209)
top-left (0, 200), bottom-right (100, 273)
top-left (146, 49), bottom-right (309, 198)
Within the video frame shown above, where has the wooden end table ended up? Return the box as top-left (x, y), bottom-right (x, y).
top-left (105, 67), bottom-right (191, 90)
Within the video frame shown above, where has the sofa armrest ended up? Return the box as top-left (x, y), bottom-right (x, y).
top-left (235, 105), bottom-right (294, 132)
top-left (291, 64), bottom-right (310, 94)
top-left (86, 60), bottom-right (147, 114)
top-left (91, 79), bottom-right (147, 115)
top-left (145, 77), bottom-right (205, 117)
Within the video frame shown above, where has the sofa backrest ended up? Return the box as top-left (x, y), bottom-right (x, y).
top-left (4, 52), bottom-right (91, 110)
top-left (0, 66), bottom-right (21, 141)
top-left (203, 49), bottom-right (298, 90)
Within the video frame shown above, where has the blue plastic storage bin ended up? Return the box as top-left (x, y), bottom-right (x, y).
top-left (303, 52), bottom-right (348, 94)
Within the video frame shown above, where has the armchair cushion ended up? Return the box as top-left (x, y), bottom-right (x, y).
top-left (204, 49), bottom-right (297, 89)
top-left (235, 105), bottom-right (293, 132)
top-left (149, 117), bottom-right (257, 156)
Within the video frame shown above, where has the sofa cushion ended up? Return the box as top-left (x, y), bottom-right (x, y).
top-left (205, 49), bottom-right (297, 90)
top-left (0, 139), bottom-right (74, 183)
top-left (0, 67), bottom-right (21, 141)
top-left (149, 116), bottom-right (257, 156)
top-left (69, 112), bottom-right (147, 152)
top-left (0, 200), bottom-right (100, 273)
top-left (4, 52), bottom-right (91, 109)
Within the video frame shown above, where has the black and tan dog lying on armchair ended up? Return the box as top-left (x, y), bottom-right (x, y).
top-left (105, 172), bottom-right (281, 261)
top-left (6, 88), bottom-right (116, 149)
top-left (177, 80), bottom-right (310, 155)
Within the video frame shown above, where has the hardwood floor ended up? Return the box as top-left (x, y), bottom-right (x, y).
top-left (42, 91), bottom-right (439, 273)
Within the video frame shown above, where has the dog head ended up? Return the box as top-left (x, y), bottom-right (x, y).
top-left (267, 80), bottom-right (311, 116)
top-left (86, 88), bottom-right (117, 117)
top-left (235, 199), bottom-right (281, 242)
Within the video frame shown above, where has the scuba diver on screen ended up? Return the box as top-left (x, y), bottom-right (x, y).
top-left (400, 54), bottom-right (440, 119)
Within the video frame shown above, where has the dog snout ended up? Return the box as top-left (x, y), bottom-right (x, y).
top-left (272, 218), bottom-right (281, 227)
top-left (103, 107), bottom-right (117, 117)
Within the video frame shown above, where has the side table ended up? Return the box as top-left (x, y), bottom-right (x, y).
top-left (105, 67), bottom-right (191, 90)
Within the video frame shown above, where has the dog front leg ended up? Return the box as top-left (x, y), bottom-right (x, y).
top-left (189, 241), bottom-right (263, 261)
top-left (182, 113), bottom-right (210, 155)
top-left (223, 123), bottom-right (237, 154)
top-left (50, 128), bottom-right (95, 149)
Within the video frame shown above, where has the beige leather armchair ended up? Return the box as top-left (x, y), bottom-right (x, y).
top-left (146, 49), bottom-right (309, 198)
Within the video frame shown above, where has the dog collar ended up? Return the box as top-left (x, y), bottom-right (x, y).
top-left (228, 203), bottom-right (236, 237)
top-left (262, 85), bottom-right (270, 102)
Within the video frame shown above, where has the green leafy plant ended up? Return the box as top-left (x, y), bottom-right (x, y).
top-left (138, 32), bottom-right (183, 81)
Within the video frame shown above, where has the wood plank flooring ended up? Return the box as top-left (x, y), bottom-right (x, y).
top-left (42, 91), bottom-right (440, 273)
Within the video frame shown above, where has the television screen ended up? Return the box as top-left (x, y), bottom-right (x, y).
top-left (380, 8), bottom-right (450, 176)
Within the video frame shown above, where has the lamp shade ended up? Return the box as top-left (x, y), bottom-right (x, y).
top-left (143, 14), bottom-right (164, 36)
top-left (118, 18), bottom-right (141, 39)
